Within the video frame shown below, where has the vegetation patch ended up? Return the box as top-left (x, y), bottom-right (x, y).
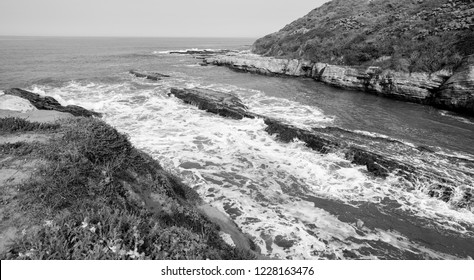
top-left (0, 117), bottom-right (60, 133)
top-left (252, 0), bottom-right (473, 73)
top-left (1, 117), bottom-right (254, 260)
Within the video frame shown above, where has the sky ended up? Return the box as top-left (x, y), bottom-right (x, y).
top-left (0, 0), bottom-right (330, 38)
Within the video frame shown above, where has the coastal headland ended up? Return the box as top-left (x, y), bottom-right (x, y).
top-left (0, 89), bottom-right (258, 260)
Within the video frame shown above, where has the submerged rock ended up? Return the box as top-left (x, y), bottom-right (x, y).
top-left (4, 88), bottom-right (102, 118)
top-left (129, 70), bottom-right (170, 81)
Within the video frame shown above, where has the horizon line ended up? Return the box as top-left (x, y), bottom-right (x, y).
top-left (0, 34), bottom-right (259, 39)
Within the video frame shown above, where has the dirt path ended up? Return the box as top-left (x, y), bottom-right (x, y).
top-left (0, 128), bottom-right (54, 255)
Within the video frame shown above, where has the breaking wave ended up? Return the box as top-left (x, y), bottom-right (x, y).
top-left (28, 72), bottom-right (474, 260)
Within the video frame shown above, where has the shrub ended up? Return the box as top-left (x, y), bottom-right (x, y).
top-left (252, 0), bottom-right (473, 72)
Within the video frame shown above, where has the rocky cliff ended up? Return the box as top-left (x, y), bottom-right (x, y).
top-left (435, 54), bottom-right (474, 114)
top-left (204, 53), bottom-right (473, 114)
top-left (227, 0), bottom-right (474, 114)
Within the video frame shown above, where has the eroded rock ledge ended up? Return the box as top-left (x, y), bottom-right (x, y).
top-left (129, 70), bottom-right (170, 81)
top-left (169, 87), bottom-right (474, 209)
top-left (202, 53), bottom-right (474, 116)
top-left (4, 88), bottom-right (102, 118)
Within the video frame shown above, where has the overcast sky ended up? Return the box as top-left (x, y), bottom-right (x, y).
top-left (0, 0), bottom-right (330, 37)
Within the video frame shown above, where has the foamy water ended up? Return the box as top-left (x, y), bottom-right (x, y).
top-left (28, 73), bottom-right (474, 259)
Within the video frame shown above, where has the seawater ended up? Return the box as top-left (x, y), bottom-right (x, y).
top-left (1, 36), bottom-right (474, 259)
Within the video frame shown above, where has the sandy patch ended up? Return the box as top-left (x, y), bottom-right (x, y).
top-left (0, 95), bottom-right (37, 112)
top-left (0, 109), bottom-right (73, 123)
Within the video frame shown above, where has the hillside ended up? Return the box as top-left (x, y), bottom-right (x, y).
top-left (252, 0), bottom-right (474, 73)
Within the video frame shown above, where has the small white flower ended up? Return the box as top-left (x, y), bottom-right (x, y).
top-left (127, 249), bottom-right (142, 259)
top-left (109, 245), bottom-right (118, 253)
top-left (81, 221), bottom-right (88, 228)
top-left (89, 226), bottom-right (96, 233)
top-left (44, 220), bottom-right (53, 227)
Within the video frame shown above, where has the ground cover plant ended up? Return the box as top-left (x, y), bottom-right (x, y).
top-left (0, 117), bottom-right (254, 260)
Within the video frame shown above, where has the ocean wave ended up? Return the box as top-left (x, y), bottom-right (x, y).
top-left (29, 77), bottom-right (474, 259)
top-left (439, 110), bottom-right (474, 125)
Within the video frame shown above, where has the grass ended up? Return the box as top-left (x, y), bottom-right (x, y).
top-left (1, 117), bottom-right (254, 260)
top-left (0, 117), bottom-right (60, 133)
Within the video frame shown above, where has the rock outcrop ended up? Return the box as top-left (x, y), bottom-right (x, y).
top-left (204, 53), bottom-right (473, 115)
top-left (169, 87), bottom-right (474, 209)
top-left (435, 55), bottom-right (474, 115)
top-left (129, 70), bottom-right (170, 81)
top-left (4, 88), bottom-right (102, 118)
top-left (169, 49), bottom-right (233, 56)
top-left (169, 88), bottom-right (255, 120)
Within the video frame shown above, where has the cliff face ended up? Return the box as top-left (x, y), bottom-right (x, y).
top-left (435, 54), bottom-right (474, 114)
top-left (204, 53), bottom-right (474, 114)
top-left (204, 0), bottom-right (474, 114)
top-left (252, 0), bottom-right (473, 73)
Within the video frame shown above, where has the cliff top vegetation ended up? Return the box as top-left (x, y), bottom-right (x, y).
top-left (252, 0), bottom-right (474, 73)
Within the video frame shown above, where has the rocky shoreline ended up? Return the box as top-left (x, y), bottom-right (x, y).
top-left (0, 88), bottom-right (258, 260)
top-left (167, 86), bottom-right (474, 258)
top-left (169, 87), bottom-right (474, 210)
top-left (201, 52), bottom-right (474, 116)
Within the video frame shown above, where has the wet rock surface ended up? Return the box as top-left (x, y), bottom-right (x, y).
top-left (129, 70), bottom-right (170, 81)
top-left (169, 87), bottom-right (474, 209)
top-left (4, 88), bottom-right (102, 118)
top-left (169, 87), bottom-right (255, 120)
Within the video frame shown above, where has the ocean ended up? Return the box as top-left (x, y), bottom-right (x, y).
top-left (1, 36), bottom-right (473, 259)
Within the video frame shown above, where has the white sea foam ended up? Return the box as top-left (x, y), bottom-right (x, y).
top-left (30, 76), bottom-right (474, 259)
top-left (439, 110), bottom-right (474, 125)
